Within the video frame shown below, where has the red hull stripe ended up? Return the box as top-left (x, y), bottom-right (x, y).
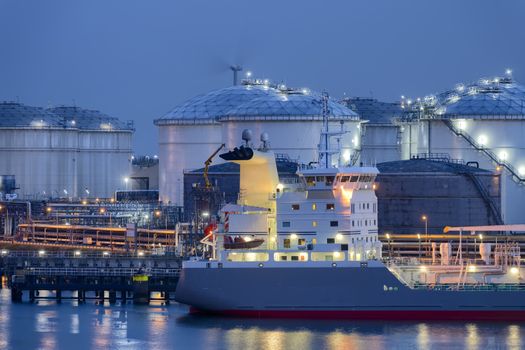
top-left (189, 307), bottom-right (525, 321)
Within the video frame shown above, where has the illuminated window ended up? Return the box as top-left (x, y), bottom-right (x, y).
top-left (298, 238), bottom-right (306, 245)
top-left (312, 221), bottom-right (318, 227)
top-left (326, 203), bottom-right (335, 210)
top-left (292, 204), bottom-right (300, 211)
top-left (305, 177), bottom-right (315, 186)
top-left (312, 203), bottom-right (317, 211)
top-left (283, 239), bottom-right (291, 248)
top-left (325, 176), bottom-right (335, 185)
top-left (350, 176), bottom-right (359, 182)
top-left (340, 176), bottom-right (350, 182)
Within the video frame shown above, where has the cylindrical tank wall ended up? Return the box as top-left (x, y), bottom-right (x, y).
top-left (376, 172), bottom-right (501, 234)
top-left (405, 118), bottom-right (525, 223)
top-left (360, 124), bottom-right (400, 165)
top-left (158, 120), bottom-right (361, 204)
top-left (0, 128), bottom-right (132, 199)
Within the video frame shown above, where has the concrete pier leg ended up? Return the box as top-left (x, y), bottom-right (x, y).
top-left (164, 291), bottom-right (170, 305)
top-left (132, 275), bottom-right (150, 305)
top-left (56, 290), bottom-right (62, 303)
top-left (11, 288), bottom-right (22, 303)
top-left (121, 290), bottom-right (127, 302)
top-left (109, 290), bottom-right (117, 304)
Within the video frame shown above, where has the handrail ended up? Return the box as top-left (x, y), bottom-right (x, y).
top-left (443, 119), bottom-right (525, 183)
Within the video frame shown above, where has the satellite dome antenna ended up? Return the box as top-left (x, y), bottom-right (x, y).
top-left (242, 129), bottom-right (253, 146)
top-left (230, 65), bottom-right (243, 86)
top-left (260, 132), bottom-right (269, 150)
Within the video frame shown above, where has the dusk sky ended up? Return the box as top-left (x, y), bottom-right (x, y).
top-left (1, 0), bottom-right (524, 154)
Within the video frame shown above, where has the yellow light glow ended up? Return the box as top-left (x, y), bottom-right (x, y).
top-left (468, 265), bottom-right (477, 273)
top-left (270, 237), bottom-right (276, 242)
top-left (276, 183), bottom-right (284, 192)
top-left (334, 252), bottom-right (341, 258)
top-left (74, 250), bottom-right (81, 256)
top-left (243, 236), bottom-right (252, 242)
top-left (421, 215), bottom-right (427, 221)
top-left (478, 234), bottom-right (483, 240)
top-left (419, 265), bottom-right (427, 272)
top-left (81, 200), bottom-right (88, 205)
top-left (138, 251), bottom-right (144, 257)
top-left (312, 203), bottom-right (317, 211)
top-left (417, 233), bottom-right (421, 240)
top-left (290, 234), bottom-right (298, 239)
top-left (372, 183), bottom-right (377, 190)
top-left (510, 267), bottom-right (519, 275)
top-left (457, 119), bottom-right (467, 130)
top-left (386, 233), bottom-right (391, 240)
top-left (335, 233), bottom-right (343, 241)
top-left (38, 250), bottom-right (46, 256)
top-left (478, 135), bottom-right (487, 147)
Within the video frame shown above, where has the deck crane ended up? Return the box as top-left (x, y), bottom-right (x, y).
top-left (204, 144), bottom-right (225, 189)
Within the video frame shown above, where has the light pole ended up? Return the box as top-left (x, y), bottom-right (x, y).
top-left (417, 233), bottom-right (421, 259)
top-left (421, 215), bottom-right (428, 256)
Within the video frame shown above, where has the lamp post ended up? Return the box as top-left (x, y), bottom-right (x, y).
top-left (417, 233), bottom-right (421, 259)
top-left (421, 215), bottom-right (428, 256)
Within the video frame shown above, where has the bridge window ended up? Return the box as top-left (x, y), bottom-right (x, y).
top-left (340, 176), bottom-right (350, 182)
top-left (316, 176), bottom-right (325, 182)
top-left (326, 203), bottom-right (335, 210)
top-left (325, 176), bottom-right (335, 185)
top-left (283, 239), bottom-right (291, 248)
top-left (305, 176), bottom-right (315, 186)
top-left (292, 204), bottom-right (300, 211)
top-left (330, 221), bottom-right (338, 227)
top-left (350, 176), bottom-right (359, 182)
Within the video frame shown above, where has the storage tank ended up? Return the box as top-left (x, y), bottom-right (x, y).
top-left (49, 106), bottom-right (133, 198)
top-left (154, 80), bottom-right (360, 205)
top-left (342, 97), bottom-right (403, 165)
top-left (400, 73), bottom-right (525, 223)
top-left (0, 102), bottom-right (133, 199)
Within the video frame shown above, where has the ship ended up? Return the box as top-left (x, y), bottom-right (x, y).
top-left (175, 94), bottom-right (525, 320)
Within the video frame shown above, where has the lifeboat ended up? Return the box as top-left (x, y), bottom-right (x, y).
top-left (223, 235), bottom-right (264, 250)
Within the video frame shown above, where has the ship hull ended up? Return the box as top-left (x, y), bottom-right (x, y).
top-left (175, 262), bottom-right (525, 321)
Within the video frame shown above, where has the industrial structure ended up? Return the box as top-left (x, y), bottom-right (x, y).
top-left (154, 79), bottom-right (361, 205)
top-left (342, 97), bottom-right (402, 165)
top-left (0, 102), bottom-right (133, 199)
top-left (399, 72), bottom-right (525, 223)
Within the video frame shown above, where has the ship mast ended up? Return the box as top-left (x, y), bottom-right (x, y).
top-left (318, 92), bottom-right (344, 168)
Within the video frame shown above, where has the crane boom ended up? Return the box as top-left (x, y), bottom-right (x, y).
top-left (204, 144), bottom-right (225, 189)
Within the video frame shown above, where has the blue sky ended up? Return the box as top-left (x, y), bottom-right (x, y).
top-left (1, 0), bottom-right (524, 154)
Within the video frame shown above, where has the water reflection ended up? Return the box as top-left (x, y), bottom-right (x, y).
top-left (0, 294), bottom-right (524, 350)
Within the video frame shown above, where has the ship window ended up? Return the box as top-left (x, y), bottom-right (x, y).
top-left (350, 176), bottom-right (359, 182)
top-left (366, 237), bottom-right (369, 242)
top-left (327, 238), bottom-right (335, 244)
top-left (330, 221), bottom-right (338, 227)
top-left (326, 203), bottom-right (335, 210)
top-left (305, 176), bottom-right (315, 186)
top-left (283, 239), bottom-right (291, 248)
top-left (292, 204), bottom-right (300, 211)
top-left (340, 176), bottom-right (350, 182)
top-left (325, 176), bottom-right (334, 185)
top-left (374, 220), bottom-right (376, 225)
top-left (352, 220), bottom-right (355, 227)
top-left (365, 220), bottom-right (368, 226)
top-left (312, 221), bottom-right (318, 227)
top-left (312, 238), bottom-right (317, 244)
top-left (373, 204), bottom-right (377, 213)
top-left (351, 204), bottom-right (355, 212)
top-left (280, 255), bottom-right (288, 261)
top-left (291, 256), bottom-right (299, 261)
top-left (316, 176), bottom-right (325, 182)
top-left (298, 238), bottom-right (306, 245)
top-left (367, 203), bottom-right (370, 210)
top-left (312, 203), bottom-right (317, 211)
top-left (282, 221), bottom-right (290, 228)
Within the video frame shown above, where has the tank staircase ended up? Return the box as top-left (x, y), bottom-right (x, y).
top-left (442, 119), bottom-right (525, 184)
top-left (350, 149), bottom-right (360, 166)
top-left (464, 171), bottom-right (504, 225)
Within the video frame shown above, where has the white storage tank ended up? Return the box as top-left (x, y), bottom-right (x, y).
top-left (0, 102), bottom-right (133, 199)
top-left (154, 80), bottom-right (361, 205)
top-left (400, 73), bottom-right (525, 223)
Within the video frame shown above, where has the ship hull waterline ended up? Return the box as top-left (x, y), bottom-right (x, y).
top-left (175, 262), bottom-right (525, 321)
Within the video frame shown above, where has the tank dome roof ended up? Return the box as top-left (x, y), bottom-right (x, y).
top-left (418, 76), bottom-right (525, 119)
top-left (0, 102), bottom-right (62, 128)
top-left (48, 106), bottom-right (133, 131)
top-left (154, 81), bottom-right (359, 125)
top-left (221, 91), bottom-right (358, 121)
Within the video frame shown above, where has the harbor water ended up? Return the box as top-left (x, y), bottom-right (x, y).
top-left (0, 289), bottom-right (524, 349)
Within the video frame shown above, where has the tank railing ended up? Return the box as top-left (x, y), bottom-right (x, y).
top-left (0, 251), bottom-right (153, 259)
top-left (443, 119), bottom-right (525, 183)
top-left (411, 152), bottom-right (465, 165)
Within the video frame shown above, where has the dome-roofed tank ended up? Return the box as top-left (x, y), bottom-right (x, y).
top-left (399, 72), bottom-right (525, 224)
top-left (154, 79), bottom-right (362, 205)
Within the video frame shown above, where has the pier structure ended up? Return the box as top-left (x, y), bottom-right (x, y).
top-left (1, 251), bottom-right (180, 304)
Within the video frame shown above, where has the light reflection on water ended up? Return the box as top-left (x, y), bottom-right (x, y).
top-left (0, 288), bottom-right (525, 349)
